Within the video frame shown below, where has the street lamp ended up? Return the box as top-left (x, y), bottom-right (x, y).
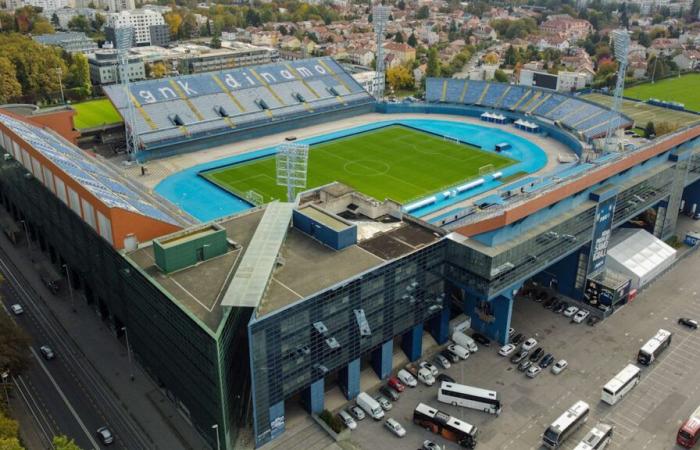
top-left (121, 326), bottom-right (134, 381)
top-left (62, 264), bottom-right (75, 312)
top-left (212, 424), bottom-right (221, 450)
top-left (1, 370), bottom-right (10, 410)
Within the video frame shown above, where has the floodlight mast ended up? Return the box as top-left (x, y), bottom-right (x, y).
top-left (276, 143), bottom-right (309, 202)
top-left (602, 29), bottom-right (630, 153)
top-left (116, 26), bottom-right (140, 161)
top-left (373, 5), bottom-right (391, 100)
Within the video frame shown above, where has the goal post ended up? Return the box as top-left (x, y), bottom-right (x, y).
top-left (478, 164), bottom-right (495, 176)
top-left (244, 190), bottom-right (264, 206)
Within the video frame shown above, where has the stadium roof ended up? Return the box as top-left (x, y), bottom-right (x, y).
top-left (103, 57), bottom-right (374, 149)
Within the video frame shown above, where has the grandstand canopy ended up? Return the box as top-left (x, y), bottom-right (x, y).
top-left (104, 57), bottom-right (374, 150)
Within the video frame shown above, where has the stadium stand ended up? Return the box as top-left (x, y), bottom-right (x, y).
top-left (104, 57), bottom-right (374, 155)
top-left (426, 78), bottom-right (632, 140)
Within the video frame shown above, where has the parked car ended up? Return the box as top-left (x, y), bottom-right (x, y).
top-left (423, 440), bottom-right (441, 450)
top-left (511, 333), bottom-right (524, 345)
top-left (508, 327), bottom-right (515, 338)
top-left (441, 349), bottom-right (459, 364)
top-left (511, 350), bottom-right (529, 364)
top-left (518, 360), bottom-right (532, 372)
top-left (522, 338), bottom-right (538, 351)
top-left (551, 359), bottom-right (568, 375)
top-left (678, 318), bottom-right (699, 329)
top-left (380, 385), bottom-right (400, 401)
top-left (563, 306), bottom-right (579, 317)
top-left (387, 376), bottom-right (405, 393)
top-left (529, 347), bottom-right (544, 362)
top-left (375, 395), bottom-right (392, 411)
top-left (526, 365), bottom-right (542, 378)
top-left (597, 304), bottom-right (610, 313)
top-left (419, 361), bottom-right (439, 376)
top-left (436, 373), bottom-right (455, 384)
top-left (587, 316), bottom-right (600, 326)
top-left (573, 309), bottom-right (590, 323)
top-left (397, 369), bottom-right (417, 387)
top-left (39, 345), bottom-right (55, 360)
top-left (10, 304), bottom-right (23, 315)
top-left (554, 302), bottom-right (567, 314)
top-left (447, 344), bottom-right (469, 360)
top-left (471, 332), bottom-right (490, 347)
top-left (384, 418), bottom-right (406, 437)
top-left (339, 410), bottom-right (357, 430)
top-left (96, 426), bottom-right (114, 445)
top-left (350, 405), bottom-right (365, 420)
top-left (539, 353), bottom-right (555, 368)
top-left (434, 353), bottom-right (451, 369)
top-left (416, 368), bottom-right (435, 386)
top-left (543, 298), bottom-right (556, 309)
top-left (499, 343), bottom-right (517, 356)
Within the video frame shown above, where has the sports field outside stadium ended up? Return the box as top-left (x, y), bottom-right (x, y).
top-left (623, 74), bottom-right (700, 112)
top-left (201, 125), bottom-right (515, 204)
top-left (71, 99), bottom-right (123, 129)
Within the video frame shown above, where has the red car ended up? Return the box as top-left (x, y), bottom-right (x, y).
top-left (388, 376), bottom-right (405, 392)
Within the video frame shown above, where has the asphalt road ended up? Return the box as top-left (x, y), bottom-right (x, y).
top-left (0, 244), bottom-right (153, 450)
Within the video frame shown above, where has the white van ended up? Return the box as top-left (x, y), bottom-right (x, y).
top-left (417, 368), bottom-right (435, 386)
top-left (356, 392), bottom-right (384, 420)
top-left (452, 331), bottom-right (478, 353)
top-left (397, 369), bottom-right (417, 387)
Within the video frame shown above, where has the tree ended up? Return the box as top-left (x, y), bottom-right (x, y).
top-left (67, 15), bottom-right (90, 32)
top-left (386, 65), bottom-right (414, 91)
top-left (92, 13), bottom-right (105, 31)
top-left (393, 32), bottom-right (403, 43)
top-left (397, 0), bottom-right (405, 10)
top-left (504, 45), bottom-right (518, 66)
top-left (0, 312), bottom-right (31, 375)
top-left (67, 53), bottom-right (91, 98)
top-left (53, 435), bottom-right (82, 450)
top-left (416, 5), bottom-right (430, 19)
top-left (164, 12), bottom-right (182, 37)
top-left (180, 13), bottom-right (198, 39)
top-left (407, 33), bottom-right (417, 48)
top-left (0, 438), bottom-right (23, 450)
top-left (426, 47), bottom-right (440, 77)
top-left (149, 62), bottom-right (167, 78)
top-left (51, 12), bottom-right (60, 28)
top-left (32, 18), bottom-right (54, 34)
top-left (494, 69), bottom-right (508, 82)
top-left (0, 57), bottom-right (21, 103)
top-left (0, 412), bottom-right (19, 440)
top-left (211, 35), bottom-right (221, 48)
top-left (638, 31), bottom-right (651, 47)
top-left (484, 52), bottom-right (499, 65)
top-left (645, 121), bottom-right (656, 138)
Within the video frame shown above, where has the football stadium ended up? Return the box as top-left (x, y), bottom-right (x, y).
top-left (1, 56), bottom-right (700, 449)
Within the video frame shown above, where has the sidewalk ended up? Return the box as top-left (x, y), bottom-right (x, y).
top-left (0, 221), bottom-right (210, 450)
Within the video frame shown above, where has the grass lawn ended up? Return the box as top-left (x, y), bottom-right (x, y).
top-left (201, 125), bottom-right (515, 204)
top-left (71, 98), bottom-right (122, 129)
top-left (624, 74), bottom-right (700, 112)
top-left (583, 93), bottom-right (700, 128)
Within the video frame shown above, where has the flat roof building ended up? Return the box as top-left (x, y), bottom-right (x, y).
top-left (34, 32), bottom-right (98, 54)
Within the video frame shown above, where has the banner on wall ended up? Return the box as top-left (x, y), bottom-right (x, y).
top-left (588, 195), bottom-right (617, 275)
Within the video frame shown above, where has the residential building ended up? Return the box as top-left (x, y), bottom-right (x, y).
top-left (170, 43), bottom-right (277, 74)
top-left (539, 14), bottom-right (592, 40)
top-left (673, 51), bottom-right (700, 70)
top-left (33, 32), bottom-right (98, 54)
top-left (87, 49), bottom-right (145, 85)
top-left (107, 0), bottom-right (134, 12)
top-left (46, 7), bottom-right (98, 30)
top-left (106, 9), bottom-right (166, 46)
top-left (351, 70), bottom-right (381, 95)
top-left (20, 0), bottom-right (70, 11)
top-left (382, 42), bottom-right (416, 65)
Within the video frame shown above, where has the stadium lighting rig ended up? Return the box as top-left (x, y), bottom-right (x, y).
top-left (115, 26), bottom-right (141, 161)
top-left (372, 4), bottom-right (391, 100)
top-left (602, 29), bottom-right (631, 153)
top-left (276, 143), bottom-right (309, 202)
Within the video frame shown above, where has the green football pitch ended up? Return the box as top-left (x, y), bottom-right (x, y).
top-left (201, 125), bottom-right (515, 204)
top-left (624, 74), bottom-right (700, 112)
top-left (71, 99), bottom-right (123, 129)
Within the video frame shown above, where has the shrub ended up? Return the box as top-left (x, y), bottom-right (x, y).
top-left (319, 409), bottom-right (345, 434)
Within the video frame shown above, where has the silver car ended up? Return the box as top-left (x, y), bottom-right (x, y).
top-left (375, 395), bottom-right (392, 411)
top-left (434, 353), bottom-right (451, 369)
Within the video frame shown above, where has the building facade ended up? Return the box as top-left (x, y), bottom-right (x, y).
top-left (106, 9), bottom-right (165, 46)
top-left (87, 50), bottom-right (145, 85)
top-left (33, 32), bottom-right (98, 54)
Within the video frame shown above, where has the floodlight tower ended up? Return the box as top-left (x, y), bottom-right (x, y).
top-left (602, 29), bottom-right (631, 153)
top-left (116, 26), bottom-right (140, 160)
top-left (372, 4), bottom-right (391, 100)
top-left (276, 143), bottom-right (309, 202)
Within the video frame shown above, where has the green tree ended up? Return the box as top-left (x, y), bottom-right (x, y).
top-left (91, 13), bottom-right (105, 31)
top-left (494, 69), bottom-right (508, 82)
top-left (426, 47), bottom-right (440, 77)
top-left (211, 35), bottom-right (221, 48)
top-left (0, 311), bottom-right (31, 375)
top-left (53, 435), bottom-right (82, 450)
top-left (67, 53), bottom-right (91, 98)
top-left (67, 15), bottom-right (90, 32)
top-left (645, 121), bottom-right (656, 138)
top-left (504, 45), bottom-right (517, 66)
top-left (637, 31), bottom-right (651, 47)
top-left (393, 32), bottom-right (403, 43)
top-left (51, 12), bottom-right (60, 28)
top-left (32, 18), bottom-right (54, 34)
top-left (179, 13), bottom-right (198, 38)
top-left (149, 61), bottom-right (167, 78)
top-left (407, 32), bottom-right (417, 47)
top-left (0, 411), bottom-right (19, 439)
top-left (416, 5), bottom-right (430, 19)
top-left (0, 437), bottom-right (24, 450)
top-left (397, 0), bottom-right (405, 10)
top-left (0, 57), bottom-right (21, 103)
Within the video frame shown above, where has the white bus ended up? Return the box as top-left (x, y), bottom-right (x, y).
top-left (573, 423), bottom-right (614, 450)
top-left (413, 402), bottom-right (478, 448)
top-left (637, 329), bottom-right (672, 365)
top-left (543, 400), bottom-right (590, 449)
top-left (437, 382), bottom-right (502, 415)
top-left (601, 364), bottom-right (641, 405)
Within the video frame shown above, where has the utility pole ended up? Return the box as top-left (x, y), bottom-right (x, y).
top-left (56, 67), bottom-right (65, 105)
top-left (212, 424), bottom-right (221, 450)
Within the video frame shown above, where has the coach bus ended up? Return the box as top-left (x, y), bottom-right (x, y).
top-left (637, 329), bottom-right (672, 365)
top-left (573, 423), bottom-right (614, 450)
top-left (437, 382), bottom-right (502, 415)
top-left (413, 402), bottom-right (478, 449)
top-left (543, 400), bottom-right (590, 449)
top-left (677, 405), bottom-right (700, 448)
top-left (601, 364), bottom-right (641, 405)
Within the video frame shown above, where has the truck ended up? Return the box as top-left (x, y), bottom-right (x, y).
top-left (356, 392), bottom-right (384, 420)
top-left (452, 331), bottom-right (478, 353)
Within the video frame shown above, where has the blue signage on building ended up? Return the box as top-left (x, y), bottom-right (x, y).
top-left (588, 195), bottom-right (616, 274)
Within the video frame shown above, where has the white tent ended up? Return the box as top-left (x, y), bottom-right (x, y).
top-left (605, 228), bottom-right (676, 289)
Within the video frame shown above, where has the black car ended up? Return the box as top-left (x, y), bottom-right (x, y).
top-left (471, 332), bottom-right (491, 347)
top-left (517, 360), bottom-right (532, 371)
top-left (511, 350), bottom-right (529, 364)
top-left (678, 318), bottom-right (699, 329)
top-left (544, 298), bottom-right (556, 309)
top-left (511, 333), bottom-right (524, 345)
top-left (528, 347), bottom-right (544, 362)
top-left (380, 385), bottom-right (400, 401)
top-left (587, 316), bottom-right (600, 326)
top-left (554, 302), bottom-right (567, 314)
top-left (539, 353), bottom-right (555, 368)
top-left (535, 292), bottom-right (547, 302)
top-left (436, 373), bottom-right (455, 384)
top-left (441, 349), bottom-right (460, 363)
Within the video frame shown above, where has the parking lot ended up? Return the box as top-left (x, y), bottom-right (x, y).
top-left (344, 248), bottom-right (700, 450)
